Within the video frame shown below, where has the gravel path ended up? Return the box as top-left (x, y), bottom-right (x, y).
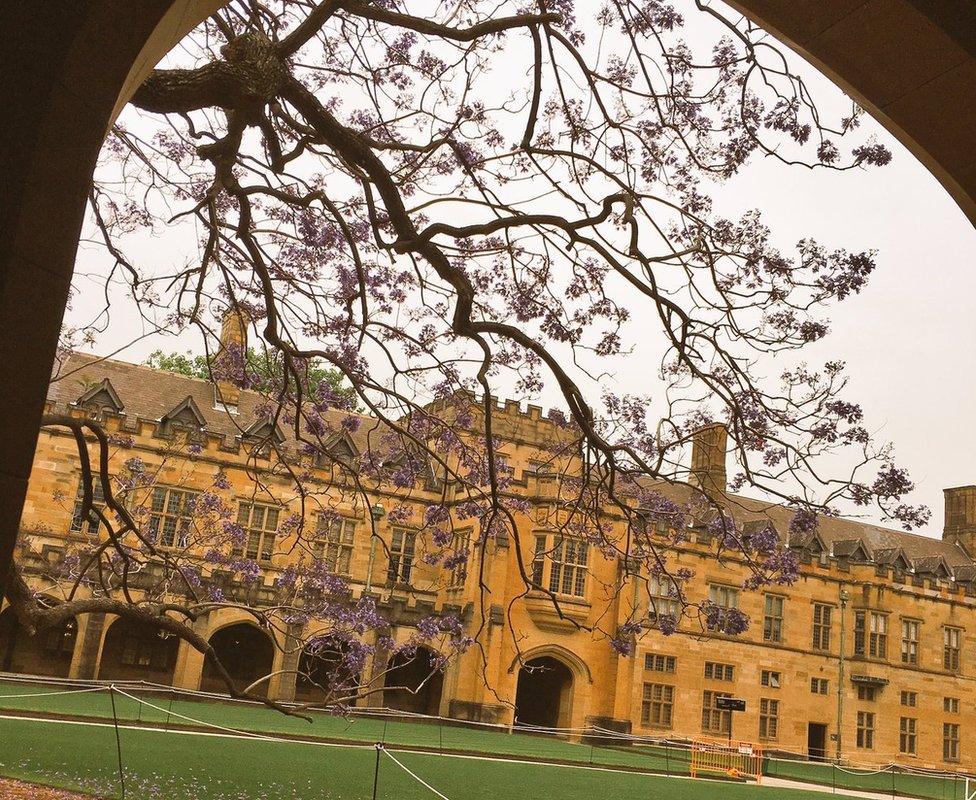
top-left (0, 778), bottom-right (101, 799)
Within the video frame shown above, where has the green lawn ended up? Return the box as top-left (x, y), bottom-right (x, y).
top-left (764, 757), bottom-right (970, 800)
top-left (0, 714), bottom-right (863, 800)
top-left (0, 679), bottom-right (968, 800)
top-left (0, 681), bottom-right (682, 773)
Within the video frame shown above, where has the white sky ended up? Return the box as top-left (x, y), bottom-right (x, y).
top-left (66, 1), bottom-right (976, 538)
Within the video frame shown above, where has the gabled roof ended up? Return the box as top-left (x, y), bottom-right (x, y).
top-left (789, 529), bottom-right (827, 554)
top-left (49, 351), bottom-right (387, 455)
top-left (321, 431), bottom-right (359, 462)
top-left (831, 538), bottom-right (871, 562)
top-left (241, 417), bottom-right (285, 444)
top-left (160, 395), bottom-right (207, 429)
top-left (74, 378), bottom-right (124, 413)
top-left (873, 547), bottom-right (911, 571)
top-left (912, 555), bottom-right (952, 578)
top-left (742, 519), bottom-right (779, 539)
top-left (952, 564), bottom-right (976, 583)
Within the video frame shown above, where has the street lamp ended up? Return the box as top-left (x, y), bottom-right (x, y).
top-left (365, 502), bottom-right (385, 593)
top-left (836, 587), bottom-right (850, 763)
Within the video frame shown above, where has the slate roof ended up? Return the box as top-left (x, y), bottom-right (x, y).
top-left (49, 351), bottom-right (974, 573)
top-left (48, 351), bottom-right (391, 456)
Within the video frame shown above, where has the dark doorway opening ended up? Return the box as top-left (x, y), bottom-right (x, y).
top-left (98, 617), bottom-right (179, 684)
top-left (808, 722), bottom-right (828, 761)
top-left (201, 623), bottom-right (274, 697)
top-left (514, 655), bottom-right (573, 729)
top-left (296, 636), bottom-right (361, 704)
top-left (382, 646), bottom-right (443, 715)
top-left (0, 604), bottom-right (76, 678)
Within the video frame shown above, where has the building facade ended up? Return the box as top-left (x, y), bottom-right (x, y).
top-left (4, 344), bottom-right (976, 771)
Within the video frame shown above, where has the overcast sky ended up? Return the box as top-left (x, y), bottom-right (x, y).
top-left (67, 1), bottom-right (976, 539)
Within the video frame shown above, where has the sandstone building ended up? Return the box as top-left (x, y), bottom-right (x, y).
top-left (3, 336), bottom-right (976, 772)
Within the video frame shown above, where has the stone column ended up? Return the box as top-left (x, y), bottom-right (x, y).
top-left (268, 623), bottom-right (302, 703)
top-left (171, 611), bottom-right (210, 691)
top-left (363, 633), bottom-right (391, 709)
top-left (70, 612), bottom-right (106, 679)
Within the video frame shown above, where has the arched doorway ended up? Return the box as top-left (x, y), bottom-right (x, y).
top-left (0, 604), bottom-right (76, 678)
top-left (201, 623), bottom-right (274, 697)
top-left (97, 617), bottom-right (178, 685)
top-left (295, 635), bottom-right (361, 704)
top-left (382, 646), bottom-right (443, 716)
top-left (514, 655), bottom-right (574, 729)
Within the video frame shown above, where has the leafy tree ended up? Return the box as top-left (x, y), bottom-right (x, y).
top-left (145, 348), bottom-right (358, 407)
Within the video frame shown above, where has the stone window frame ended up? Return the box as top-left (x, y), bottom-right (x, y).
top-left (706, 583), bottom-right (740, 632)
top-left (759, 697), bottom-right (779, 740)
top-left (812, 602), bottom-right (833, 652)
top-left (641, 682), bottom-right (674, 729)
top-left (900, 618), bottom-right (921, 665)
top-left (235, 500), bottom-right (280, 563)
top-left (899, 717), bottom-right (917, 756)
top-left (856, 711), bottom-right (875, 749)
top-left (703, 661), bottom-right (734, 681)
top-left (943, 722), bottom-right (960, 762)
top-left (760, 669), bottom-right (781, 688)
top-left (763, 594), bottom-right (785, 643)
top-left (69, 475), bottom-right (108, 535)
top-left (530, 532), bottom-right (589, 599)
top-left (387, 527), bottom-right (417, 585)
top-left (147, 485), bottom-right (199, 550)
top-left (644, 653), bottom-right (676, 673)
top-left (701, 690), bottom-right (732, 735)
top-left (943, 626), bottom-right (963, 672)
top-left (314, 513), bottom-right (358, 576)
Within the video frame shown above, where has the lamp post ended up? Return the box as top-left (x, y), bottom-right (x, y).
top-left (836, 587), bottom-right (850, 763)
top-left (365, 501), bottom-right (385, 593)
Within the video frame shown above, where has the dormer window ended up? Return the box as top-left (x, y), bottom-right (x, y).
top-left (316, 433), bottom-right (359, 469)
top-left (912, 557), bottom-right (952, 580)
top-left (241, 418), bottom-right (284, 459)
top-left (74, 378), bottom-right (124, 416)
top-left (160, 395), bottom-right (207, 437)
top-left (832, 539), bottom-right (871, 564)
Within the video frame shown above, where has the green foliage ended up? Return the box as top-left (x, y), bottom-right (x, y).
top-left (144, 348), bottom-right (357, 407)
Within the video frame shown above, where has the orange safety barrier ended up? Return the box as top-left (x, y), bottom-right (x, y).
top-left (690, 737), bottom-right (764, 784)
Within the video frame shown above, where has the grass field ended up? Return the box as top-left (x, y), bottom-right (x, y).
top-left (0, 679), bottom-right (968, 800)
top-left (0, 714), bottom-right (864, 800)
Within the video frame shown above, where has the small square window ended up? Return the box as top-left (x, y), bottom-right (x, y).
top-left (761, 670), bottom-right (781, 688)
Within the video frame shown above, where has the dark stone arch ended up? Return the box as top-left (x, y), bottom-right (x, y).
top-left (382, 646), bottom-right (443, 716)
top-left (201, 622), bottom-right (274, 697)
top-left (514, 655), bottom-right (574, 730)
top-left (97, 616), bottom-right (178, 684)
top-left (0, 603), bottom-right (76, 678)
top-left (295, 635), bottom-right (362, 704)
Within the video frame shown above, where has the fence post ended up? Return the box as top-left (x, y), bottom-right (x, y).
top-left (109, 685), bottom-right (126, 800)
top-left (665, 740), bottom-right (670, 777)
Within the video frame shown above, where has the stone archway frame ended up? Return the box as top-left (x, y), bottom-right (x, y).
top-left (200, 617), bottom-right (277, 695)
top-left (506, 643), bottom-right (593, 685)
top-left (507, 644), bottom-right (592, 731)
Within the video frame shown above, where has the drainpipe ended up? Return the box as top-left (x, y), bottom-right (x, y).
top-left (836, 587), bottom-right (850, 763)
top-left (365, 502), bottom-right (385, 593)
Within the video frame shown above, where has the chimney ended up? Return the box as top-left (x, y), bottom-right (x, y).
top-left (944, 486), bottom-right (976, 555)
top-left (214, 307), bottom-right (248, 409)
top-left (690, 424), bottom-right (728, 497)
